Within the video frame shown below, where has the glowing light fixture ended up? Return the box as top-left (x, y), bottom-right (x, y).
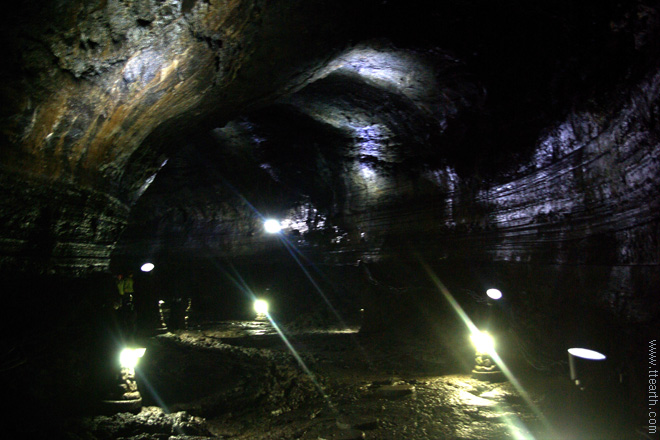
top-left (119, 347), bottom-right (146, 369)
top-left (568, 348), bottom-right (606, 360)
top-left (140, 262), bottom-right (154, 272)
top-left (264, 219), bottom-right (282, 234)
top-left (568, 347), bottom-right (607, 389)
top-left (486, 288), bottom-right (503, 300)
top-left (254, 299), bottom-right (269, 315)
top-left (470, 330), bottom-right (504, 381)
top-left (470, 331), bottom-right (495, 354)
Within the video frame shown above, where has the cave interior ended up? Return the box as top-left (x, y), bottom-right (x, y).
top-left (0, 0), bottom-right (659, 439)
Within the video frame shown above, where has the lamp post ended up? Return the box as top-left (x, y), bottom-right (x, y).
top-left (567, 347), bottom-right (607, 390)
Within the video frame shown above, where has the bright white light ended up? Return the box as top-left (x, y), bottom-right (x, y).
top-left (486, 288), bottom-right (503, 300)
top-left (264, 219), bottom-right (282, 234)
top-left (470, 331), bottom-right (495, 354)
top-left (254, 299), bottom-right (269, 315)
top-left (119, 347), bottom-right (146, 369)
top-left (568, 348), bottom-right (606, 360)
top-left (140, 262), bottom-right (154, 272)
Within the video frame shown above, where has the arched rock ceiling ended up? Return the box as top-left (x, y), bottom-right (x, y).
top-left (0, 0), bottom-right (659, 279)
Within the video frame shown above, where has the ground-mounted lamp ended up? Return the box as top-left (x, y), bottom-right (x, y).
top-left (254, 299), bottom-right (269, 320)
top-left (101, 347), bottom-right (146, 413)
top-left (157, 299), bottom-right (168, 331)
top-left (470, 331), bottom-right (504, 382)
top-left (567, 347), bottom-right (607, 390)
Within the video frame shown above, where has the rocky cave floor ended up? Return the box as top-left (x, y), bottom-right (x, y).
top-left (37, 315), bottom-right (641, 440)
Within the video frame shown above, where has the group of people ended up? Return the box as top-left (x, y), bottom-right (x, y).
top-left (115, 273), bottom-right (135, 307)
top-left (111, 271), bottom-right (189, 335)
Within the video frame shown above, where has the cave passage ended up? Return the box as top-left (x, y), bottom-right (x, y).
top-left (0, 0), bottom-right (658, 439)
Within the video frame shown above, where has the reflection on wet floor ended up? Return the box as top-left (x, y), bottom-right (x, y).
top-left (199, 320), bottom-right (276, 337)
top-left (192, 320), bottom-right (360, 339)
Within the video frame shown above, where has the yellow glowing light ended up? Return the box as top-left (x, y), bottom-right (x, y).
top-left (568, 348), bottom-right (606, 360)
top-left (420, 260), bottom-right (554, 435)
top-left (119, 348), bottom-right (146, 369)
top-left (264, 219), bottom-right (282, 233)
top-left (470, 331), bottom-right (495, 354)
top-left (486, 288), bottom-right (503, 300)
top-left (254, 299), bottom-right (269, 315)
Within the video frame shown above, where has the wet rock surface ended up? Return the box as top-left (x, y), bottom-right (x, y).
top-left (72, 406), bottom-right (212, 439)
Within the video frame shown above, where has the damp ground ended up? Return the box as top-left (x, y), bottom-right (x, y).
top-left (34, 317), bottom-right (640, 440)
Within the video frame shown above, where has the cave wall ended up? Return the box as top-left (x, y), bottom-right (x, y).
top-left (0, 169), bottom-right (127, 275)
top-left (351, 68), bottom-right (660, 266)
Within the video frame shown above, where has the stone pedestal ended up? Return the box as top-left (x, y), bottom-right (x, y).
top-left (472, 354), bottom-right (505, 382)
top-left (101, 367), bottom-right (143, 414)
